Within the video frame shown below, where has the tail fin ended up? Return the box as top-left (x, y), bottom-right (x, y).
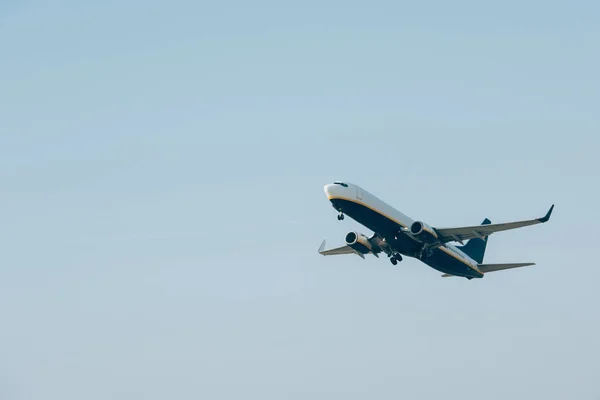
top-left (456, 218), bottom-right (491, 264)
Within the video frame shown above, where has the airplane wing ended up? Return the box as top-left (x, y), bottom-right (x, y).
top-left (434, 205), bottom-right (554, 244)
top-left (317, 240), bottom-right (365, 259)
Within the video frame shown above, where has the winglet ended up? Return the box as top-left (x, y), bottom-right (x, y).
top-left (318, 240), bottom-right (326, 254)
top-left (538, 204), bottom-right (554, 223)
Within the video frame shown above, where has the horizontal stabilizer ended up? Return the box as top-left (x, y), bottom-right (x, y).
top-left (441, 263), bottom-right (535, 278)
top-left (478, 262), bottom-right (535, 273)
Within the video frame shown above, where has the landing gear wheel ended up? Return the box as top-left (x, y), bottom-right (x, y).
top-left (337, 213), bottom-right (344, 220)
top-left (390, 257), bottom-right (398, 265)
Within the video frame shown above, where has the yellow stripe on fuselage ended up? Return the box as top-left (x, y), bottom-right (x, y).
top-left (438, 247), bottom-right (482, 275)
top-left (422, 226), bottom-right (438, 238)
top-left (327, 195), bottom-right (482, 276)
top-left (327, 196), bottom-right (410, 228)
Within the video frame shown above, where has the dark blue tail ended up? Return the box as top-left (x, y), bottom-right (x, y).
top-left (456, 218), bottom-right (491, 264)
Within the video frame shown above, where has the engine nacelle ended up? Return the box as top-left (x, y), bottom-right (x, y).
top-left (409, 221), bottom-right (439, 244)
top-left (345, 231), bottom-right (373, 254)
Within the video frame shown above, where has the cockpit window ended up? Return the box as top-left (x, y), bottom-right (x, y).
top-left (333, 181), bottom-right (348, 187)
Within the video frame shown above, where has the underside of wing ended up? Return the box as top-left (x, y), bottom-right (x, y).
top-left (435, 205), bottom-right (554, 244)
top-left (317, 240), bottom-right (364, 258)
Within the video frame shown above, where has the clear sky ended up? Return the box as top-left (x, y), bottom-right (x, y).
top-left (1, 0), bottom-right (599, 399)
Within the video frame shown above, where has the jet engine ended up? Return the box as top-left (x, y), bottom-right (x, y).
top-left (344, 231), bottom-right (373, 254)
top-left (409, 221), bottom-right (439, 245)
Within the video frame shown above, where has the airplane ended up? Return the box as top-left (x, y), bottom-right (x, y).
top-left (318, 181), bottom-right (554, 279)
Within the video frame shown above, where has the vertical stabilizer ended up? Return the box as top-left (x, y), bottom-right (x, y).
top-left (456, 218), bottom-right (491, 263)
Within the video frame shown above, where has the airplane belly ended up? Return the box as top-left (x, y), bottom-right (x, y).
top-left (424, 249), bottom-right (483, 278)
top-left (330, 198), bottom-right (421, 254)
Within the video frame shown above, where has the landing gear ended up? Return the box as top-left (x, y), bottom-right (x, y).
top-left (337, 212), bottom-right (345, 221)
top-left (389, 253), bottom-right (403, 265)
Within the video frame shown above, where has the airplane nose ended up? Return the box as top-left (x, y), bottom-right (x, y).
top-left (324, 184), bottom-right (343, 200)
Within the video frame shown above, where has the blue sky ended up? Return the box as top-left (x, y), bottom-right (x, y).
top-left (1, 1), bottom-right (599, 399)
